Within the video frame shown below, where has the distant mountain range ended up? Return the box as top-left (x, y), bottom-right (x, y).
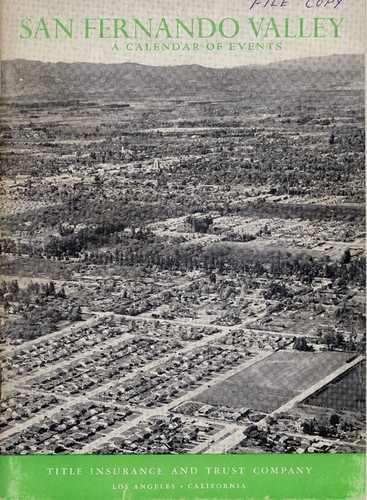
top-left (1, 54), bottom-right (364, 98)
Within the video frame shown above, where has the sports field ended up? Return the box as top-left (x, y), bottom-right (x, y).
top-left (304, 361), bottom-right (366, 414)
top-left (195, 350), bottom-right (353, 413)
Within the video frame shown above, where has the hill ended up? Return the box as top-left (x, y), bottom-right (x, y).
top-left (1, 54), bottom-right (364, 98)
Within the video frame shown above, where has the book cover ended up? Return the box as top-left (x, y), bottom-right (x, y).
top-left (0, 1), bottom-right (365, 499)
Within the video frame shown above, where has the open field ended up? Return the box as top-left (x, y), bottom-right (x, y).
top-left (195, 351), bottom-right (353, 413)
top-left (304, 361), bottom-right (366, 414)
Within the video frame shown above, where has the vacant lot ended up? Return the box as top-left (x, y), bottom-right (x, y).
top-left (304, 361), bottom-right (366, 414)
top-left (195, 350), bottom-right (352, 413)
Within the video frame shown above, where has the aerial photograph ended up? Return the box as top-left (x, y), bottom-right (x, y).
top-left (0, 54), bottom-right (365, 456)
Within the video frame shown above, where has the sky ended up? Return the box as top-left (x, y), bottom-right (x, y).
top-left (1, 0), bottom-right (365, 67)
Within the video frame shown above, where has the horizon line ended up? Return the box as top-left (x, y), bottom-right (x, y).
top-left (1, 52), bottom-right (365, 70)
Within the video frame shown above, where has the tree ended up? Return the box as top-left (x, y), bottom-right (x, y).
top-left (48, 281), bottom-right (56, 295)
top-left (8, 280), bottom-right (19, 295)
top-left (341, 249), bottom-right (351, 264)
top-left (323, 331), bottom-right (344, 350)
top-left (330, 414), bottom-right (340, 427)
top-left (69, 305), bottom-right (82, 321)
top-left (323, 332), bottom-right (333, 350)
top-left (301, 420), bottom-right (315, 435)
top-left (293, 337), bottom-right (314, 352)
top-left (318, 423), bottom-right (331, 437)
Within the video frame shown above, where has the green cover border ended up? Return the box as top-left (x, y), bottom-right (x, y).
top-left (0, 453), bottom-right (365, 499)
